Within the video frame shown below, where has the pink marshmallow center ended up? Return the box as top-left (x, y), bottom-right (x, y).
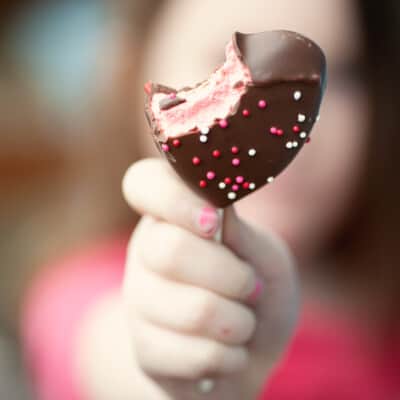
top-left (151, 40), bottom-right (251, 139)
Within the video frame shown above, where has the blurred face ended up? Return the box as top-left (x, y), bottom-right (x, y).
top-left (140, 0), bottom-right (368, 261)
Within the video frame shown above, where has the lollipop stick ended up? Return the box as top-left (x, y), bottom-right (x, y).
top-left (196, 208), bottom-right (224, 394)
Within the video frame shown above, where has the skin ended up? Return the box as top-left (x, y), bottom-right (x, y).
top-left (77, 0), bottom-right (367, 399)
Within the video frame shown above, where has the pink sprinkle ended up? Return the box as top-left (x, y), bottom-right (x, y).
top-left (169, 92), bottom-right (176, 99)
top-left (270, 127), bottom-right (277, 135)
top-left (206, 171), bottom-right (216, 180)
top-left (258, 99), bottom-right (267, 109)
top-left (231, 146), bottom-right (239, 154)
top-left (277, 129), bottom-right (284, 136)
top-left (219, 119), bottom-right (229, 128)
top-left (242, 182), bottom-right (250, 189)
top-left (292, 125), bottom-right (301, 133)
top-left (232, 184), bottom-right (239, 191)
top-left (236, 176), bottom-right (244, 184)
top-left (242, 109), bottom-right (250, 117)
top-left (161, 144), bottom-right (169, 152)
top-left (232, 158), bottom-right (240, 167)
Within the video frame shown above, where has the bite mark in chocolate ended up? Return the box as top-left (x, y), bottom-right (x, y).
top-left (159, 95), bottom-right (186, 110)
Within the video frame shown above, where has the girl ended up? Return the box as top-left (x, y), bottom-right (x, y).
top-left (22, 0), bottom-right (400, 399)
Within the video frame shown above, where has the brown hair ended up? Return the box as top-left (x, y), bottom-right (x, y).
top-left (331, 1), bottom-right (400, 316)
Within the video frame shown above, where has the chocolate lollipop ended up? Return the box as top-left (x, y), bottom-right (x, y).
top-left (145, 30), bottom-right (326, 208)
top-left (144, 30), bottom-right (326, 393)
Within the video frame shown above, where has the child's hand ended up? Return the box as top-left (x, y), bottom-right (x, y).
top-left (122, 158), bottom-right (299, 399)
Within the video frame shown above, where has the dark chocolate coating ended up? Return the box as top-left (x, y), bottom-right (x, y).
top-left (233, 31), bottom-right (326, 88)
top-left (145, 30), bottom-right (326, 208)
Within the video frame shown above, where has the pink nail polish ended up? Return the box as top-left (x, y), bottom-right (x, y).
top-left (198, 207), bottom-right (219, 235)
top-left (248, 279), bottom-right (264, 303)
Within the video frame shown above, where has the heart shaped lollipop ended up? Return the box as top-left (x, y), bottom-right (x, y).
top-left (145, 30), bottom-right (326, 208)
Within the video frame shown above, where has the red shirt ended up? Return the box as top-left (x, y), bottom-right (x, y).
top-left (21, 238), bottom-right (400, 400)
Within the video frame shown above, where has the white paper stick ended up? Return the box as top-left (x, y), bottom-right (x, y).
top-left (196, 208), bottom-right (224, 394)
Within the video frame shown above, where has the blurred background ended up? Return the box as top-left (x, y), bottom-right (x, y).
top-left (2, 0), bottom-right (399, 399)
top-left (0, 1), bottom-right (157, 397)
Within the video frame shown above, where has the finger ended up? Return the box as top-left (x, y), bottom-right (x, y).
top-left (132, 217), bottom-right (258, 303)
top-left (122, 158), bottom-right (221, 238)
top-left (126, 264), bottom-right (256, 346)
top-left (224, 206), bottom-right (296, 287)
top-left (132, 317), bottom-right (249, 379)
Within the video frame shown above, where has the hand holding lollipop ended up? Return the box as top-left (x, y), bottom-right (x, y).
top-left (122, 30), bottom-right (326, 399)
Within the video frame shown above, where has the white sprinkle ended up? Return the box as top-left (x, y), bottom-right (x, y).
top-left (200, 127), bottom-right (210, 135)
top-left (199, 135), bottom-right (208, 143)
top-left (300, 132), bottom-right (307, 139)
top-left (218, 182), bottom-right (226, 190)
top-left (249, 182), bottom-right (256, 190)
top-left (297, 113), bottom-right (306, 122)
top-left (197, 378), bottom-right (215, 393)
top-left (248, 148), bottom-right (256, 157)
top-left (316, 114), bottom-right (320, 122)
top-left (293, 90), bottom-right (302, 101)
top-left (293, 141), bottom-right (298, 148)
top-left (286, 142), bottom-right (293, 149)
top-left (227, 192), bottom-right (237, 200)
top-left (267, 176), bottom-right (274, 183)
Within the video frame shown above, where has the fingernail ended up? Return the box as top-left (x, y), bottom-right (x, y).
top-left (197, 207), bottom-right (219, 235)
top-left (248, 278), bottom-right (264, 303)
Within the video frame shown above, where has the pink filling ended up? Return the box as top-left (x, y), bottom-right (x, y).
top-left (151, 40), bottom-right (252, 139)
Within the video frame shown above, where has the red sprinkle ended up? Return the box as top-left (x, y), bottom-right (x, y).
top-left (242, 182), bottom-right (250, 189)
top-left (231, 146), bottom-right (239, 154)
top-left (306, 137), bottom-right (311, 143)
top-left (242, 109), bottom-right (250, 117)
top-left (199, 180), bottom-right (207, 188)
top-left (212, 149), bottom-right (221, 158)
top-left (232, 184), bottom-right (239, 191)
top-left (258, 99), bottom-right (267, 109)
top-left (277, 129), bottom-right (284, 136)
top-left (292, 125), bottom-right (301, 133)
top-left (232, 158), bottom-right (240, 167)
top-left (192, 156), bottom-right (201, 166)
top-left (172, 139), bottom-right (181, 148)
top-left (161, 143), bottom-right (169, 152)
top-left (224, 177), bottom-right (232, 185)
top-left (219, 119), bottom-right (229, 128)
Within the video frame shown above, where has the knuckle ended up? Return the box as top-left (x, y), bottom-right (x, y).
top-left (185, 292), bottom-right (217, 332)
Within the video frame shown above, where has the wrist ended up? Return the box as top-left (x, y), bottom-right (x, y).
top-left (76, 291), bottom-right (169, 400)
